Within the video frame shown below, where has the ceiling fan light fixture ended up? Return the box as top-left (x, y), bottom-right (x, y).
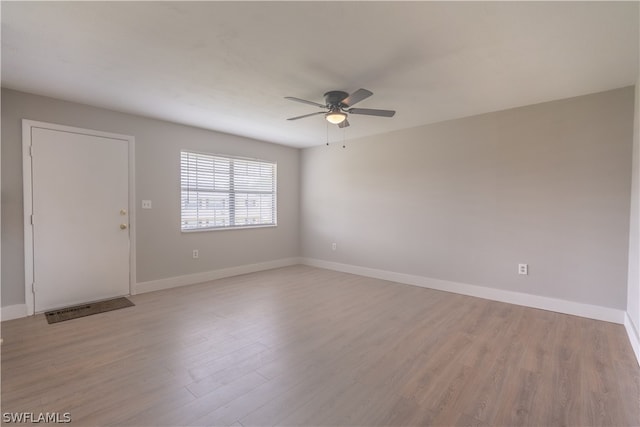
top-left (325, 111), bottom-right (347, 124)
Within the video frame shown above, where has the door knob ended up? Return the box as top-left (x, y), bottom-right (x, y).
top-left (120, 223), bottom-right (128, 230)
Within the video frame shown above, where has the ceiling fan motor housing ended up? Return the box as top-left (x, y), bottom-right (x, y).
top-left (324, 91), bottom-right (349, 108)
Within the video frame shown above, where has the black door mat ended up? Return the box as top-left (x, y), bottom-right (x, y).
top-left (45, 297), bottom-right (134, 324)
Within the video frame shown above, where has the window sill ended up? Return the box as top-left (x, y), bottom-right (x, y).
top-left (181, 224), bottom-right (277, 233)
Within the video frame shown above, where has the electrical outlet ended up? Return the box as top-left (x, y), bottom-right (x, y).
top-left (193, 249), bottom-right (199, 259)
top-left (142, 200), bottom-right (152, 209)
top-left (331, 242), bottom-right (337, 251)
top-left (518, 263), bottom-right (528, 275)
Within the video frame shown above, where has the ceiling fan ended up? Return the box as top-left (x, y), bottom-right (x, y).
top-left (285, 88), bottom-right (395, 128)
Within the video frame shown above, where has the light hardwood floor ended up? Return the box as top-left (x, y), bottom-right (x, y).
top-left (2, 265), bottom-right (639, 426)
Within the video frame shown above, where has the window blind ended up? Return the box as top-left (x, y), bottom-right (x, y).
top-left (181, 151), bottom-right (277, 231)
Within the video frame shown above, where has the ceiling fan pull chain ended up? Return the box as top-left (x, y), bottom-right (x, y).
top-left (326, 120), bottom-right (329, 146)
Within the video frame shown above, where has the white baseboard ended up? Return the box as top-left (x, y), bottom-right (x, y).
top-left (625, 313), bottom-right (640, 367)
top-left (301, 258), bottom-right (626, 325)
top-left (2, 258), bottom-right (631, 338)
top-left (135, 257), bottom-right (302, 294)
top-left (1, 304), bottom-right (28, 321)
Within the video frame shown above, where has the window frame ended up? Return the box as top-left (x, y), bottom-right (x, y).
top-left (180, 150), bottom-right (277, 232)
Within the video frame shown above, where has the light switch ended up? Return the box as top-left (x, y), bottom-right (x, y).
top-left (142, 200), bottom-right (152, 209)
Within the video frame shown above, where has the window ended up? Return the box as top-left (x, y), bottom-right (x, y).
top-left (181, 151), bottom-right (276, 231)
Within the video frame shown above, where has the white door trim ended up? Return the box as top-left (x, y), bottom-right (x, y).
top-left (22, 120), bottom-right (136, 316)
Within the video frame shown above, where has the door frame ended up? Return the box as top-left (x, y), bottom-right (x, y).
top-left (22, 119), bottom-right (136, 316)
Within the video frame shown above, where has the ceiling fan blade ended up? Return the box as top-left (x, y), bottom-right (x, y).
top-left (348, 108), bottom-right (396, 117)
top-left (284, 96), bottom-right (326, 108)
top-left (340, 88), bottom-right (373, 107)
top-left (338, 118), bottom-right (350, 128)
top-left (287, 111), bottom-right (326, 121)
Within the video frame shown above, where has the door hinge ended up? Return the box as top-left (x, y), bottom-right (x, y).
top-left (29, 145), bottom-right (34, 157)
top-left (32, 282), bottom-right (36, 294)
top-left (30, 214), bottom-right (34, 225)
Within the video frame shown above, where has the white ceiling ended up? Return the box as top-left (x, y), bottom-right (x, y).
top-left (2, 1), bottom-right (638, 148)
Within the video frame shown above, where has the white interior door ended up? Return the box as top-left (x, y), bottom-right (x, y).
top-left (30, 126), bottom-right (131, 312)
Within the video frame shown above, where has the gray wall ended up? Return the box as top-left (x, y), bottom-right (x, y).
top-left (301, 87), bottom-right (635, 310)
top-left (629, 79), bottom-right (640, 332)
top-left (1, 89), bottom-right (300, 306)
